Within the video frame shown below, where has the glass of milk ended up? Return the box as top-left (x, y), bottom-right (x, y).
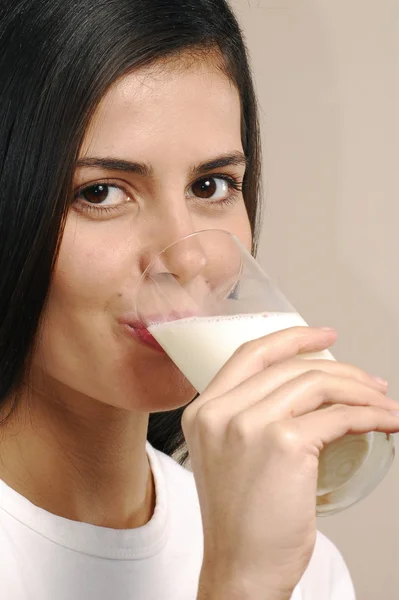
top-left (134, 229), bottom-right (394, 516)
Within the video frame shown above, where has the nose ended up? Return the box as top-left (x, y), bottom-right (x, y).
top-left (141, 233), bottom-right (208, 295)
top-left (156, 235), bottom-right (208, 283)
top-left (139, 206), bottom-right (208, 284)
top-left (135, 225), bottom-right (240, 323)
top-left (137, 228), bottom-right (210, 322)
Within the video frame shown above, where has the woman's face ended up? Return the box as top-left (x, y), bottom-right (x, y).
top-left (34, 58), bottom-right (252, 412)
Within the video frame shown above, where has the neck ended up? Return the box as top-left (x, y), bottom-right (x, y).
top-left (0, 384), bottom-right (155, 529)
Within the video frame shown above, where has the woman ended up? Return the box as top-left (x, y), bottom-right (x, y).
top-left (0, 1), bottom-right (397, 598)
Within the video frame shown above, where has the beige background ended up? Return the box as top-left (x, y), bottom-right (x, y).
top-left (230, 1), bottom-right (399, 598)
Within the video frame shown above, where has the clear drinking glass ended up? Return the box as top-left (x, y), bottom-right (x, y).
top-left (134, 229), bottom-right (395, 516)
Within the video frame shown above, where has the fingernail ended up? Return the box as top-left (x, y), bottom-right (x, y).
top-left (372, 376), bottom-right (388, 387)
top-left (319, 327), bottom-right (336, 332)
top-left (390, 411), bottom-right (399, 416)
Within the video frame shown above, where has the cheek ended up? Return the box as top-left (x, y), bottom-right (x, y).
top-left (31, 216), bottom-right (130, 394)
top-left (36, 214), bottom-right (135, 379)
top-left (53, 215), bottom-right (136, 307)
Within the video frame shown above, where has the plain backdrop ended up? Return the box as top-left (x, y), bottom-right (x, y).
top-left (230, 1), bottom-right (399, 599)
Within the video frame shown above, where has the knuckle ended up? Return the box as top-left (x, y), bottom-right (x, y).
top-left (329, 403), bottom-right (351, 423)
top-left (266, 421), bottom-right (303, 453)
top-left (227, 414), bottom-right (254, 444)
top-left (287, 326), bottom-right (313, 344)
top-left (233, 338), bottom-right (261, 358)
top-left (362, 405), bottom-right (382, 417)
top-left (194, 401), bottom-right (222, 434)
top-left (300, 368), bottom-right (327, 388)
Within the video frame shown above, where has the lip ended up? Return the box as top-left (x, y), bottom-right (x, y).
top-left (125, 321), bottom-right (165, 352)
top-left (120, 311), bottom-right (194, 353)
top-left (120, 315), bottom-right (165, 353)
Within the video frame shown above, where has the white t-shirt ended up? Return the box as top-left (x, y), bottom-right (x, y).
top-left (0, 442), bottom-right (356, 599)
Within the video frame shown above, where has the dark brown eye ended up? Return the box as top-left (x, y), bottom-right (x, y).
top-left (76, 184), bottom-right (129, 207)
top-left (188, 177), bottom-right (229, 201)
top-left (81, 184), bottom-right (110, 204)
top-left (191, 178), bottom-right (217, 199)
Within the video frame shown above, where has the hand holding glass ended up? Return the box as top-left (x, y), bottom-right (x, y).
top-left (135, 229), bottom-right (394, 516)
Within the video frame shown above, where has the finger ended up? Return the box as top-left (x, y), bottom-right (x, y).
top-left (229, 371), bottom-right (397, 431)
top-left (190, 356), bottom-right (391, 418)
top-left (201, 326), bottom-right (337, 400)
top-left (287, 404), bottom-right (399, 449)
top-left (265, 358), bottom-right (389, 395)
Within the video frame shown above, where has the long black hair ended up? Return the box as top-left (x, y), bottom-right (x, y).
top-left (0, 0), bottom-right (262, 462)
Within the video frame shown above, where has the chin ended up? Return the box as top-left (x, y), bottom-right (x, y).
top-left (104, 359), bottom-right (197, 414)
top-left (134, 374), bottom-right (197, 413)
top-left (33, 343), bottom-right (198, 414)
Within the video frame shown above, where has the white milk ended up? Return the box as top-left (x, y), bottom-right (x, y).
top-left (150, 312), bottom-right (372, 498)
top-left (149, 312), bottom-right (330, 393)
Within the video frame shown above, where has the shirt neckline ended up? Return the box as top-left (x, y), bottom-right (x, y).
top-left (0, 442), bottom-right (170, 560)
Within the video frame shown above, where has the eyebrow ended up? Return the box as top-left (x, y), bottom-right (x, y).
top-left (76, 151), bottom-right (248, 179)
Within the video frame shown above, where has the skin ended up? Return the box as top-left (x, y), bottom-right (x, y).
top-left (0, 57), bottom-right (251, 528)
top-left (2, 53), bottom-right (399, 600)
top-left (189, 330), bottom-right (399, 599)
